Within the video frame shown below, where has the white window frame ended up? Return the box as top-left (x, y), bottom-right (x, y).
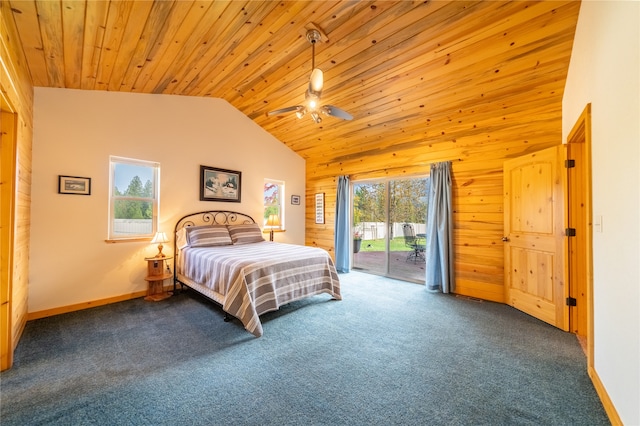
top-left (108, 156), bottom-right (160, 241)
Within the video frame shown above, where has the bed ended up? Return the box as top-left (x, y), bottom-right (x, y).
top-left (173, 210), bottom-right (341, 337)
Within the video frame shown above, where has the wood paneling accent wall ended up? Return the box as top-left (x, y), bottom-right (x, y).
top-left (305, 133), bottom-right (561, 303)
top-left (1, 0), bottom-right (34, 370)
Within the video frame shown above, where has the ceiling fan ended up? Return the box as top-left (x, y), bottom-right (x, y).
top-left (267, 28), bottom-right (353, 123)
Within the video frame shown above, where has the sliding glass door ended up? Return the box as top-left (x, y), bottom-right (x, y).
top-left (352, 177), bottom-right (429, 284)
top-left (352, 182), bottom-right (386, 275)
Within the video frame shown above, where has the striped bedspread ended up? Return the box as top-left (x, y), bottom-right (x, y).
top-left (177, 241), bottom-right (341, 336)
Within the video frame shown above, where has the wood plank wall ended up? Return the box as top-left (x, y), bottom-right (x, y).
top-left (1, 0), bottom-right (34, 369)
top-left (304, 130), bottom-right (561, 303)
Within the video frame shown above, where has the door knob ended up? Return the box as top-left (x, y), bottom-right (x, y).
top-left (502, 237), bottom-right (509, 242)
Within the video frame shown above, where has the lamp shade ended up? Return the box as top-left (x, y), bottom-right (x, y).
top-left (151, 232), bottom-right (169, 244)
top-left (151, 232), bottom-right (169, 257)
top-left (266, 215), bottom-right (281, 227)
top-left (266, 215), bottom-right (280, 242)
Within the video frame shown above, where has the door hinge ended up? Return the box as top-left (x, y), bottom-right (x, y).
top-left (565, 159), bottom-right (576, 168)
top-left (566, 297), bottom-right (577, 306)
top-left (565, 228), bottom-right (576, 237)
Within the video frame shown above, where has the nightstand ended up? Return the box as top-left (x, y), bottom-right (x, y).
top-left (144, 256), bottom-right (173, 301)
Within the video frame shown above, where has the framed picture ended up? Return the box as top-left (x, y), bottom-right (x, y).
top-left (291, 195), bottom-right (301, 205)
top-left (315, 193), bottom-right (324, 224)
top-left (200, 165), bottom-right (242, 202)
top-left (58, 175), bottom-right (91, 195)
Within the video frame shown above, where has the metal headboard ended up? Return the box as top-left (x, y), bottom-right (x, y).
top-left (174, 210), bottom-right (256, 234)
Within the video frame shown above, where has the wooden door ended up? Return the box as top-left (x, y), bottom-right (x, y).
top-left (566, 142), bottom-right (587, 337)
top-left (504, 146), bottom-right (568, 330)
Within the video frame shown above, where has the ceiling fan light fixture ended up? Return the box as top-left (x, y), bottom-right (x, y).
top-left (267, 26), bottom-right (352, 123)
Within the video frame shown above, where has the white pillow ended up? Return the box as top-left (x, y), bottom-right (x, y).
top-left (176, 228), bottom-right (189, 250)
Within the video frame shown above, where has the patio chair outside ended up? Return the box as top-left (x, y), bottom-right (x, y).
top-left (402, 223), bottom-right (425, 263)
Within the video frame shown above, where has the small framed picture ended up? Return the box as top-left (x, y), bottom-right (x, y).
top-left (315, 193), bottom-right (324, 224)
top-left (58, 175), bottom-right (91, 195)
top-left (200, 165), bottom-right (242, 202)
top-left (291, 195), bottom-right (301, 205)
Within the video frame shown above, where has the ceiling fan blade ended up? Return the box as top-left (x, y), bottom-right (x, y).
top-left (321, 105), bottom-right (353, 120)
top-left (308, 68), bottom-right (323, 96)
top-left (267, 105), bottom-right (302, 116)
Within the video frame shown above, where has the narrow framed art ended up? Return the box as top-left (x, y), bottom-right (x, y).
top-left (58, 175), bottom-right (91, 195)
top-left (200, 165), bottom-right (242, 202)
top-left (315, 193), bottom-right (324, 224)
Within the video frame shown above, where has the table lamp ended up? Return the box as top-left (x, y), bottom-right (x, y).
top-left (266, 215), bottom-right (281, 241)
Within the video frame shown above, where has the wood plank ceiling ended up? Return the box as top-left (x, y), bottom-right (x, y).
top-left (7, 0), bottom-right (580, 164)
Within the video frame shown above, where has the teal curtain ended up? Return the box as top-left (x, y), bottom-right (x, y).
top-left (425, 162), bottom-right (454, 292)
top-left (334, 176), bottom-right (350, 273)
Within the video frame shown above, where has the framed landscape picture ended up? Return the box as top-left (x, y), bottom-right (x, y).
top-left (58, 175), bottom-right (91, 195)
top-left (200, 165), bottom-right (242, 202)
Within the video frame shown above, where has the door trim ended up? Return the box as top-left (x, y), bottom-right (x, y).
top-left (0, 93), bottom-right (17, 371)
top-left (566, 103), bottom-right (593, 368)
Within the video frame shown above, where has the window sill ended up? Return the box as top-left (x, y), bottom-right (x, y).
top-left (105, 238), bottom-right (152, 244)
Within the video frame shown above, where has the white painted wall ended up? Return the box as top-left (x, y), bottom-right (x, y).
top-left (30, 88), bottom-right (305, 313)
top-left (562, 1), bottom-right (639, 423)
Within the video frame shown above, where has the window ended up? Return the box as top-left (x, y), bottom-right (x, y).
top-left (109, 156), bottom-right (159, 240)
top-left (263, 179), bottom-right (284, 229)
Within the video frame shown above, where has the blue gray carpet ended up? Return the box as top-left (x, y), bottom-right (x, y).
top-left (0, 272), bottom-right (609, 425)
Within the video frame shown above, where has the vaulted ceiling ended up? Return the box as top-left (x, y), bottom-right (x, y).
top-left (7, 0), bottom-right (580, 163)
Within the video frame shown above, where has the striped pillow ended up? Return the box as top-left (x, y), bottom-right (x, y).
top-left (186, 225), bottom-right (232, 247)
top-left (227, 223), bottom-right (265, 245)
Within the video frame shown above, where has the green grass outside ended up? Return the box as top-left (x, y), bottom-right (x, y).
top-left (357, 237), bottom-right (409, 252)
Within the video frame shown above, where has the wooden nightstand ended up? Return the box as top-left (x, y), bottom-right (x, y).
top-left (144, 256), bottom-right (173, 301)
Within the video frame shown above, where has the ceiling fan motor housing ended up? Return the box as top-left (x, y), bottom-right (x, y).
top-left (306, 29), bottom-right (322, 44)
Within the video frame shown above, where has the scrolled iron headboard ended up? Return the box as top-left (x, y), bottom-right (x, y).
top-left (174, 210), bottom-right (256, 234)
